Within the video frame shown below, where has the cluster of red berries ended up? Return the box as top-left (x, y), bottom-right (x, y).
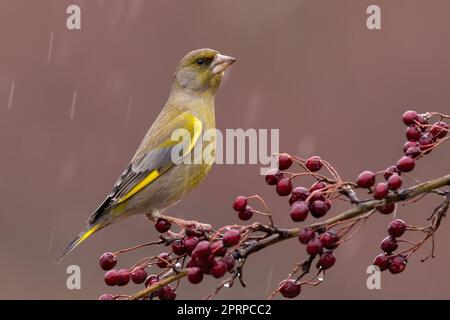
top-left (372, 219), bottom-right (408, 274)
top-left (264, 154), bottom-right (331, 222)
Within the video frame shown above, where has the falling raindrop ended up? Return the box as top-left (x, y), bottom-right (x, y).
top-left (69, 91), bottom-right (78, 119)
top-left (48, 224), bottom-right (56, 252)
top-left (125, 95), bottom-right (133, 125)
top-left (47, 30), bottom-right (55, 63)
top-left (265, 265), bottom-right (274, 294)
top-left (7, 80), bottom-right (15, 109)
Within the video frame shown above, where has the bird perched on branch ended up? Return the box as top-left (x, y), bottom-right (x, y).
top-left (59, 48), bottom-right (236, 261)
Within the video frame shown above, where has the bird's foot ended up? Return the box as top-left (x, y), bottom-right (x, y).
top-left (158, 215), bottom-right (212, 235)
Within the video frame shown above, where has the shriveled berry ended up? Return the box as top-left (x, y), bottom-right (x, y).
top-left (317, 251), bottom-right (336, 270)
top-left (373, 254), bottom-right (390, 271)
top-left (309, 200), bottom-right (328, 218)
top-left (384, 166), bottom-right (399, 180)
top-left (183, 236), bottom-right (199, 254)
top-left (306, 156), bottom-right (323, 172)
top-left (265, 168), bottom-right (283, 185)
top-left (192, 241), bottom-right (211, 259)
top-left (223, 229), bottom-right (241, 247)
top-left (388, 219), bottom-right (407, 237)
top-left (159, 285), bottom-right (176, 300)
top-left (387, 175), bottom-right (402, 190)
top-left (406, 125), bottom-right (421, 141)
top-left (211, 240), bottom-right (227, 256)
top-left (279, 279), bottom-right (301, 298)
top-left (187, 267), bottom-right (204, 284)
top-left (373, 182), bottom-right (389, 200)
top-left (99, 294), bottom-right (115, 300)
top-left (419, 133), bottom-right (435, 152)
top-left (402, 110), bottom-right (419, 126)
top-left (131, 268), bottom-right (147, 284)
top-left (233, 196), bottom-right (247, 211)
top-left (172, 240), bottom-right (187, 256)
top-left (357, 171), bottom-right (376, 188)
top-left (306, 238), bottom-right (323, 256)
top-left (210, 261), bottom-right (227, 278)
top-left (298, 228), bottom-right (315, 244)
top-left (289, 187), bottom-right (310, 205)
top-left (290, 201), bottom-right (309, 222)
top-left (380, 236), bottom-right (398, 254)
top-left (155, 218), bottom-right (171, 233)
top-left (276, 178), bottom-right (293, 196)
top-left (430, 121), bottom-right (448, 139)
top-left (238, 206), bottom-right (253, 221)
top-left (117, 268), bottom-right (130, 286)
top-left (223, 255), bottom-right (235, 271)
top-left (405, 146), bottom-right (421, 159)
top-left (185, 225), bottom-right (204, 237)
top-left (144, 275), bottom-right (159, 287)
top-left (377, 203), bottom-right (395, 214)
top-left (396, 156), bottom-right (415, 172)
top-left (156, 253), bottom-right (171, 268)
top-left (99, 252), bottom-right (117, 271)
top-left (104, 269), bottom-right (119, 286)
top-left (389, 255), bottom-right (407, 274)
top-left (278, 153), bottom-right (293, 170)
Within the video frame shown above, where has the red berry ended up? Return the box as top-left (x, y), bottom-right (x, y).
top-left (183, 236), bottom-right (199, 254)
top-left (405, 146), bottom-right (421, 159)
top-left (319, 232), bottom-right (334, 248)
top-left (309, 192), bottom-right (326, 203)
top-left (191, 241), bottom-right (211, 259)
top-left (373, 254), bottom-right (390, 271)
top-left (185, 225), bottom-right (204, 237)
top-left (406, 125), bottom-right (421, 141)
top-left (278, 153), bottom-right (293, 170)
top-left (309, 200), bottom-right (328, 218)
top-left (356, 171), bottom-right (376, 188)
top-left (223, 229), bottom-right (241, 247)
top-left (238, 206), bottom-right (253, 221)
top-left (306, 238), bottom-right (323, 256)
top-left (104, 269), bottom-right (119, 286)
top-left (172, 240), bottom-right (187, 256)
top-left (417, 114), bottom-right (428, 128)
top-left (396, 156), bottom-right (415, 172)
top-left (430, 121), bottom-right (448, 139)
top-left (402, 110), bottom-right (418, 126)
top-left (223, 255), bottom-right (235, 271)
top-left (389, 255), bottom-right (407, 274)
top-left (373, 182), bottom-right (389, 200)
top-left (279, 279), bottom-right (301, 298)
top-left (211, 240), bottom-right (227, 256)
top-left (317, 251), bottom-right (336, 270)
top-left (276, 178), bottom-right (293, 196)
top-left (298, 228), bottom-right (315, 244)
top-left (289, 187), bottom-right (310, 204)
top-left (388, 219), bottom-right (407, 237)
top-left (309, 181), bottom-right (326, 192)
top-left (98, 294), bottom-right (115, 300)
top-left (305, 156), bottom-right (323, 172)
top-left (210, 261), bottom-right (227, 278)
top-left (403, 141), bottom-right (419, 154)
top-left (387, 175), bottom-right (402, 190)
top-left (380, 236), bottom-right (398, 254)
top-left (131, 268), bottom-right (147, 284)
top-left (383, 166), bottom-right (399, 180)
top-left (155, 218), bottom-right (171, 233)
top-left (187, 267), bottom-right (204, 284)
top-left (156, 253), bottom-right (171, 268)
top-left (290, 201), bottom-right (309, 222)
top-left (99, 252), bottom-right (117, 271)
top-left (159, 285), bottom-right (176, 300)
top-left (117, 268), bottom-right (130, 286)
top-left (265, 168), bottom-right (283, 185)
top-left (419, 133), bottom-right (435, 152)
top-left (233, 196), bottom-right (247, 211)
top-left (144, 275), bottom-right (159, 287)
top-left (377, 203), bottom-right (395, 214)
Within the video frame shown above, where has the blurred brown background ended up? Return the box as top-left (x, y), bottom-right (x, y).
top-left (1, 0), bottom-right (449, 299)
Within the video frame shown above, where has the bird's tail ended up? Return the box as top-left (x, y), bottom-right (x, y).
top-left (56, 221), bottom-right (106, 263)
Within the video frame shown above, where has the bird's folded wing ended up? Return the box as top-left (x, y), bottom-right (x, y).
top-left (88, 112), bottom-right (202, 224)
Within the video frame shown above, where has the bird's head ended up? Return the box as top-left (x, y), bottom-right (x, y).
top-left (172, 48), bottom-right (236, 96)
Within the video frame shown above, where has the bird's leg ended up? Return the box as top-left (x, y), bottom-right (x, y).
top-left (158, 214), bottom-right (212, 234)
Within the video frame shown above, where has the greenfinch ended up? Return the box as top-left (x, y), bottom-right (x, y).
top-left (59, 48), bottom-right (236, 261)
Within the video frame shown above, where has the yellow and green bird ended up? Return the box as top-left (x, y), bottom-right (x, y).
top-left (59, 48), bottom-right (236, 261)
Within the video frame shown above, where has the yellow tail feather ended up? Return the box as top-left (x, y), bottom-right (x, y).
top-left (57, 223), bottom-right (102, 263)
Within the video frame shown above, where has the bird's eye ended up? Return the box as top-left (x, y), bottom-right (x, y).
top-left (196, 59), bottom-right (205, 65)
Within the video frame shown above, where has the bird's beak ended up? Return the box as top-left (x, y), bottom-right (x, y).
top-left (211, 54), bottom-right (236, 74)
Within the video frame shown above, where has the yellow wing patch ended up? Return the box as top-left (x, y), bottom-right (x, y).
top-left (116, 170), bottom-right (160, 204)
